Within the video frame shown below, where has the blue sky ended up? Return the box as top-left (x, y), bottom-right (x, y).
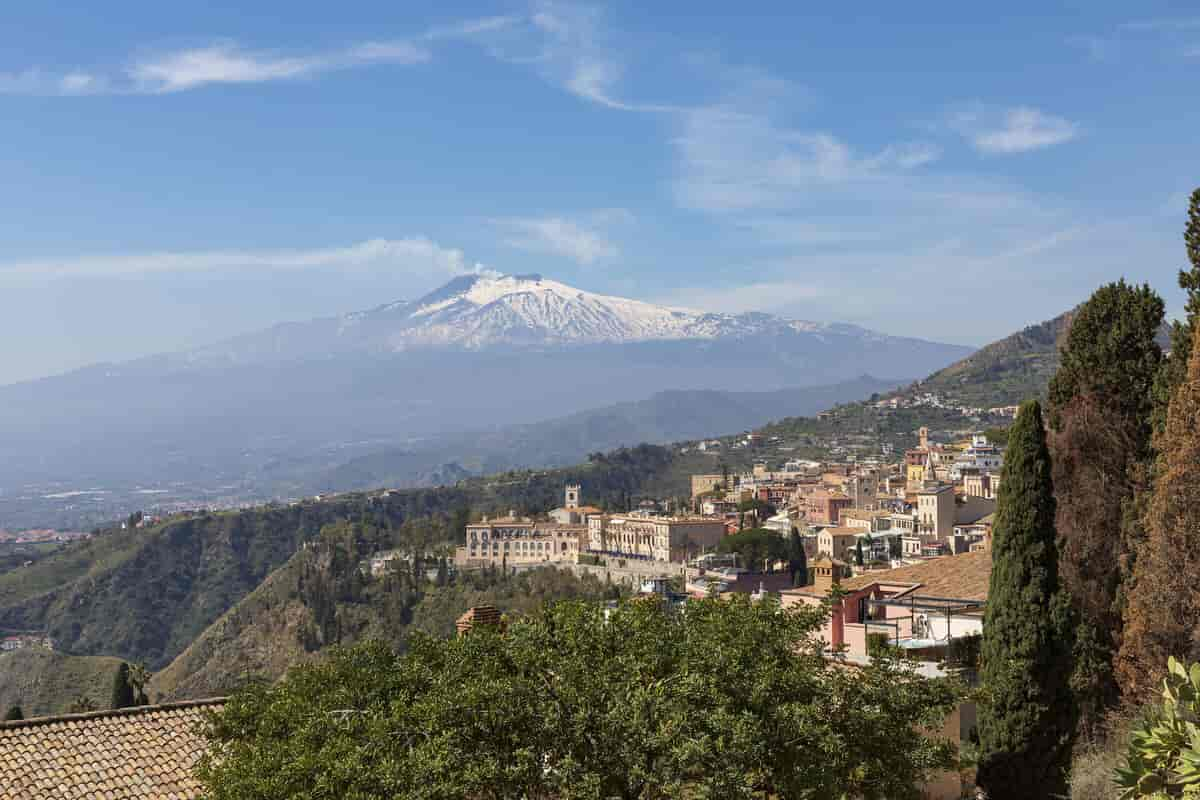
top-left (2, 1), bottom-right (1199, 384)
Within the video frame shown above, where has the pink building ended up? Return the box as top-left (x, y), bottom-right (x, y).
top-left (780, 549), bottom-right (990, 660)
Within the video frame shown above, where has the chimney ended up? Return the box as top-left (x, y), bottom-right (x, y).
top-left (813, 557), bottom-right (843, 595)
top-left (456, 605), bottom-right (504, 637)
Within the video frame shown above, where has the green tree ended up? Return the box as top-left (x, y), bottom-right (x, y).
top-left (788, 528), bottom-right (808, 587)
top-left (717, 528), bottom-right (787, 572)
top-left (1152, 188), bottom-right (1200, 433)
top-left (110, 662), bottom-right (136, 710)
top-left (199, 597), bottom-right (963, 800)
top-left (977, 400), bottom-right (1076, 799)
top-left (855, 538), bottom-right (865, 567)
top-left (1119, 323), bottom-right (1200, 698)
top-left (3, 705), bottom-right (22, 721)
top-left (1047, 279), bottom-right (1163, 735)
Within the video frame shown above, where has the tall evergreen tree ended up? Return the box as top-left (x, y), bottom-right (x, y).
top-left (788, 528), bottom-right (807, 587)
top-left (1119, 323), bottom-right (1200, 698)
top-left (110, 662), bottom-right (136, 710)
top-left (977, 400), bottom-right (1076, 799)
top-left (1046, 279), bottom-right (1163, 734)
top-left (1152, 188), bottom-right (1200, 431)
top-left (3, 705), bottom-right (22, 721)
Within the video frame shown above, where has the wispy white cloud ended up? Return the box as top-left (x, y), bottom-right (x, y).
top-left (0, 16), bottom-right (515, 96)
top-left (488, 1), bottom-right (678, 113)
top-left (493, 210), bottom-right (631, 265)
top-left (0, 237), bottom-right (481, 282)
top-left (0, 68), bottom-right (107, 96)
top-left (948, 106), bottom-right (1079, 154)
top-left (673, 104), bottom-right (941, 213)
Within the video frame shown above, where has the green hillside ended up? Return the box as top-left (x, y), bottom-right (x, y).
top-left (150, 521), bottom-right (619, 701)
top-left (0, 649), bottom-right (123, 718)
top-left (0, 445), bottom-right (677, 670)
top-left (912, 311), bottom-right (1073, 405)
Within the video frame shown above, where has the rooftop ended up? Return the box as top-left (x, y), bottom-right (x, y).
top-left (0, 698), bottom-right (224, 799)
top-left (841, 549), bottom-right (991, 601)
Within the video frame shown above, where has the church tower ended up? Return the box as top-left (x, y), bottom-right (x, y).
top-left (565, 484), bottom-right (581, 510)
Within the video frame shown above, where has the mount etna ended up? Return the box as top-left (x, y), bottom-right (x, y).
top-left (0, 273), bottom-right (971, 527)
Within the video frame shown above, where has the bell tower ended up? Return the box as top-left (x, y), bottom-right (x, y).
top-left (565, 484), bottom-right (581, 509)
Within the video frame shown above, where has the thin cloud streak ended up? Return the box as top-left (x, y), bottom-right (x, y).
top-left (493, 212), bottom-right (628, 265)
top-left (0, 15), bottom-right (516, 96)
top-left (0, 238), bottom-right (481, 282)
top-left (948, 106), bottom-right (1079, 154)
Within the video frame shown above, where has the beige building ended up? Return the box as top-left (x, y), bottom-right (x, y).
top-left (917, 484), bottom-right (956, 540)
top-left (548, 484), bottom-right (604, 524)
top-left (587, 515), bottom-right (724, 563)
top-left (690, 474), bottom-right (726, 498)
top-left (962, 469), bottom-right (1001, 500)
top-left (456, 516), bottom-right (587, 567)
top-left (817, 527), bottom-right (863, 562)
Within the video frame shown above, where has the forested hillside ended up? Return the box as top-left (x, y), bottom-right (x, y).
top-left (0, 445), bottom-right (675, 670)
top-left (0, 649), bottom-right (124, 718)
top-left (912, 311), bottom-right (1075, 405)
top-left (150, 519), bottom-right (619, 701)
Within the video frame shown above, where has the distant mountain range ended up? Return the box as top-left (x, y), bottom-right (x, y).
top-left (0, 273), bottom-right (970, 524)
top-left (314, 375), bottom-right (901, 493)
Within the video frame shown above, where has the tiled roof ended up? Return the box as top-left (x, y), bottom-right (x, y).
top-left (841, 549), bottom-right (991, 601)
top-left (0, 698), bottom-right (224, 800)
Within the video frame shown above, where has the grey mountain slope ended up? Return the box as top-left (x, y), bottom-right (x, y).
top-left (315, 375), bottom-right (902, 492)
top-left (0, 274), bottom-right (971, 524)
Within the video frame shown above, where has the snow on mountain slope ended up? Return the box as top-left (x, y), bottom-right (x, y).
top-left (172, 271), bottom-right (951, 369)
top-left (336, 272), bottom-right (844, 350)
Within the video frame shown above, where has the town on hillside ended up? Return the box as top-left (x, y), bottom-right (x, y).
top-left (451, 424), bottom-right (1001, 668)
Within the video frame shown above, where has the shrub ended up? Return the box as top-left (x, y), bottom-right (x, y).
top-left (1115, 657), bottom-right (1200, 798)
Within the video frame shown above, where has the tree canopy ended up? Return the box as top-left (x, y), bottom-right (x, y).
top-left (199, 596), bottom-right (963, 800)
top-left (1119, 322), bottom-right (1200, 698)
top-left (715, 527), bottom-right (787, 572)
top-left (1045, 279), bottom-right (1164, 735)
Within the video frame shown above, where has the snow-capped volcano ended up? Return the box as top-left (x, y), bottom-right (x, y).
top-left (336, 272), bottom-right (851, 351)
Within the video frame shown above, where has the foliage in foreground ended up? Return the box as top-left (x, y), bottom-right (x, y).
top-left (1115, 658), bottom-right (1200, 799)
top-left (199, 595), bottom-right (962, 800)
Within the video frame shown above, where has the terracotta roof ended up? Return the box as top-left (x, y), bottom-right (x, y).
top-left (0, 698), bottom-right (224, 799)
top-left (841, 550), bottom-right (992, 601)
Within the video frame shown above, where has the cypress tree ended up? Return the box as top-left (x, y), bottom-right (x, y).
top-left (977, 400), bottom-right (1075, 799)
top-left (1119, 322), bottom-right (1200, 697)
top-left (110, 662), bottom-right (136, 710)
top-left (1046, 279), bottom-right (1163, 734)
top-left (1152, 187), bottom-right (1200, 431)
top-left (788, 529), bottom-right (807, 587)
top-left (3, 705), bottom-right (22, 721)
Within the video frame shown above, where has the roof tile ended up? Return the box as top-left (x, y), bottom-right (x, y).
top-left (0, 699), bottom-right (224, 799)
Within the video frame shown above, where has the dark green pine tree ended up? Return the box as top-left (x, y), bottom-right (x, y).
top-left (110, 662), bottom-right (136, 710)
top-left (1153, 187), bottom-right (1200, 432)
top-left (3, 705), bottom-right (22, 721)
top-left (977, 400), bottom-right (1076, 799)
top-left (854, 539), bottom-right (864, 567)
top-left (788, 529), bottom-right (807, 587)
